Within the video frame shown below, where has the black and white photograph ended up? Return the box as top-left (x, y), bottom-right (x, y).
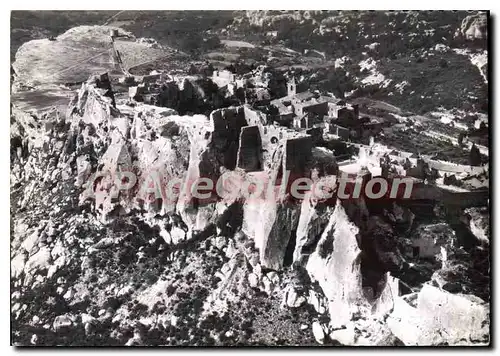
top-left (9, 9), bottom-right (490, 347)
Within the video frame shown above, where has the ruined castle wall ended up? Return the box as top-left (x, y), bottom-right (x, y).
top-left (243, 106), bottom-right (267, 135)
top-left (442, 190), bottom-right (490, 208)
top-left (303, 101), bottom-right (328, 116)
top-left (237, 125), bottom-right (262, 172)
top-left (210, 106), bottom-right (248, 170)
top-left (337, 107), bottom-right (356, 122)
top-left (427, 160), bottom-right (487, 175)
top-left (283, 136), bottom-right (313, 178)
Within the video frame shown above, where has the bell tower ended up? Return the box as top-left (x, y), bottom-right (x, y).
top-left (287, 77), bottom-right (296, 97)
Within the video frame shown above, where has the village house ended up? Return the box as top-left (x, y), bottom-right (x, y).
top-left (268, 77), bottom-right (364, 140)
top-left (212, 69), bottom-right (237, 88)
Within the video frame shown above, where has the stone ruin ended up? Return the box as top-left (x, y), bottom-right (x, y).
top-left (236, 126), bottom-right (262, 172)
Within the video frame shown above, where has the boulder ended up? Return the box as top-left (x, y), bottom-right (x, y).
top-left (330, 323), bottom-right (356, 345)
top-left (247, 273), bottom-right (259, 288)
top-left (11, 253), bottom-right (26, 279)
top-left (308, 290), bottom-right (326, 314)
top-left (312, 321), bottom-right (326, 344)
top-left (25, 247), bottom-right (52, 275)
top-left (53, 314), bottom-right (73, 332)
top-left (387, 284), bottom-right (489, 345)
top-left (283, 285), bottom-right (306, 308)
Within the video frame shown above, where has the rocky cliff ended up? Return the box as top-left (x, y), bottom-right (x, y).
top-left (11, 68), bottom-right (489, 345)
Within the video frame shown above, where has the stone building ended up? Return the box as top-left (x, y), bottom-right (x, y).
top-left (327, 123), bottom-right (350, 140)
top-left (212, 69), bottom-right (237, 88)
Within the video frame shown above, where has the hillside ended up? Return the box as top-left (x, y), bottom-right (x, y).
top-left (11, 10), bottom-right (488, 116)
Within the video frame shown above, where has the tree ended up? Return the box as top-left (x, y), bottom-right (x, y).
top-left (439, 59), bottom-right (448, 68)
top-left (188, 63), bottom-right (198, 75)
top-left (234, 87), bottom-right (246, 104)
top-left (469, 143), bottom-right (482, 166)
top-left (180, 33), bottom-right (204, 56)
top-left (203, 36), bottom-right (221, 51)
top-left (458, 132), bottom-right (466, 146)
top-left (267, 74), bottom-right (287, 99)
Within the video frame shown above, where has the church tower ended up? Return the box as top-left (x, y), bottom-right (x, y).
top-left (287, 77), bottom-right (296, 97)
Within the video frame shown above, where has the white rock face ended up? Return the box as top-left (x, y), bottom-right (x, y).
top-left (307, 290), bottom-right (326, 314)
top-left (330, 323), bottom-right (356, 345)
top-left (283, 285), bottom-right (306, 308)
top-left (294, 191), bottom-right (333, 263)
top-left (68, 76), bottom-right (237, 241)
top-left (25, 247), bottom-right (52, 275)
top-left (306, 200), bottom-right (399, 332)
top-left (312, 321), bottom-right (325, 344)
top-left (11, 253), bottom-right (27, 279)
top-left (306, 200), bottom-right (365, 329)
top-left (387, 284), bottom-right (489, 345)
top-left (464, 207), bottom-right (489, 243)
top-left (243, 198), bottom-right (300, 270)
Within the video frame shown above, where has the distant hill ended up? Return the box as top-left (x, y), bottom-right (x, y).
top-left (11, 10), bottom-right (489, 115)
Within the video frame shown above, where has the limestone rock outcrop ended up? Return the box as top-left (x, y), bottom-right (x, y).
top-left (243, 199), bottom-right (300, 270)
top-left (293, 189), bottom-right (334, 264)
top-left (463, 207), bottom-right (489, 243)
top-left (306, 200), bottom-right (399, 332)
top-left (387, 284), bottom-right (489, 345)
